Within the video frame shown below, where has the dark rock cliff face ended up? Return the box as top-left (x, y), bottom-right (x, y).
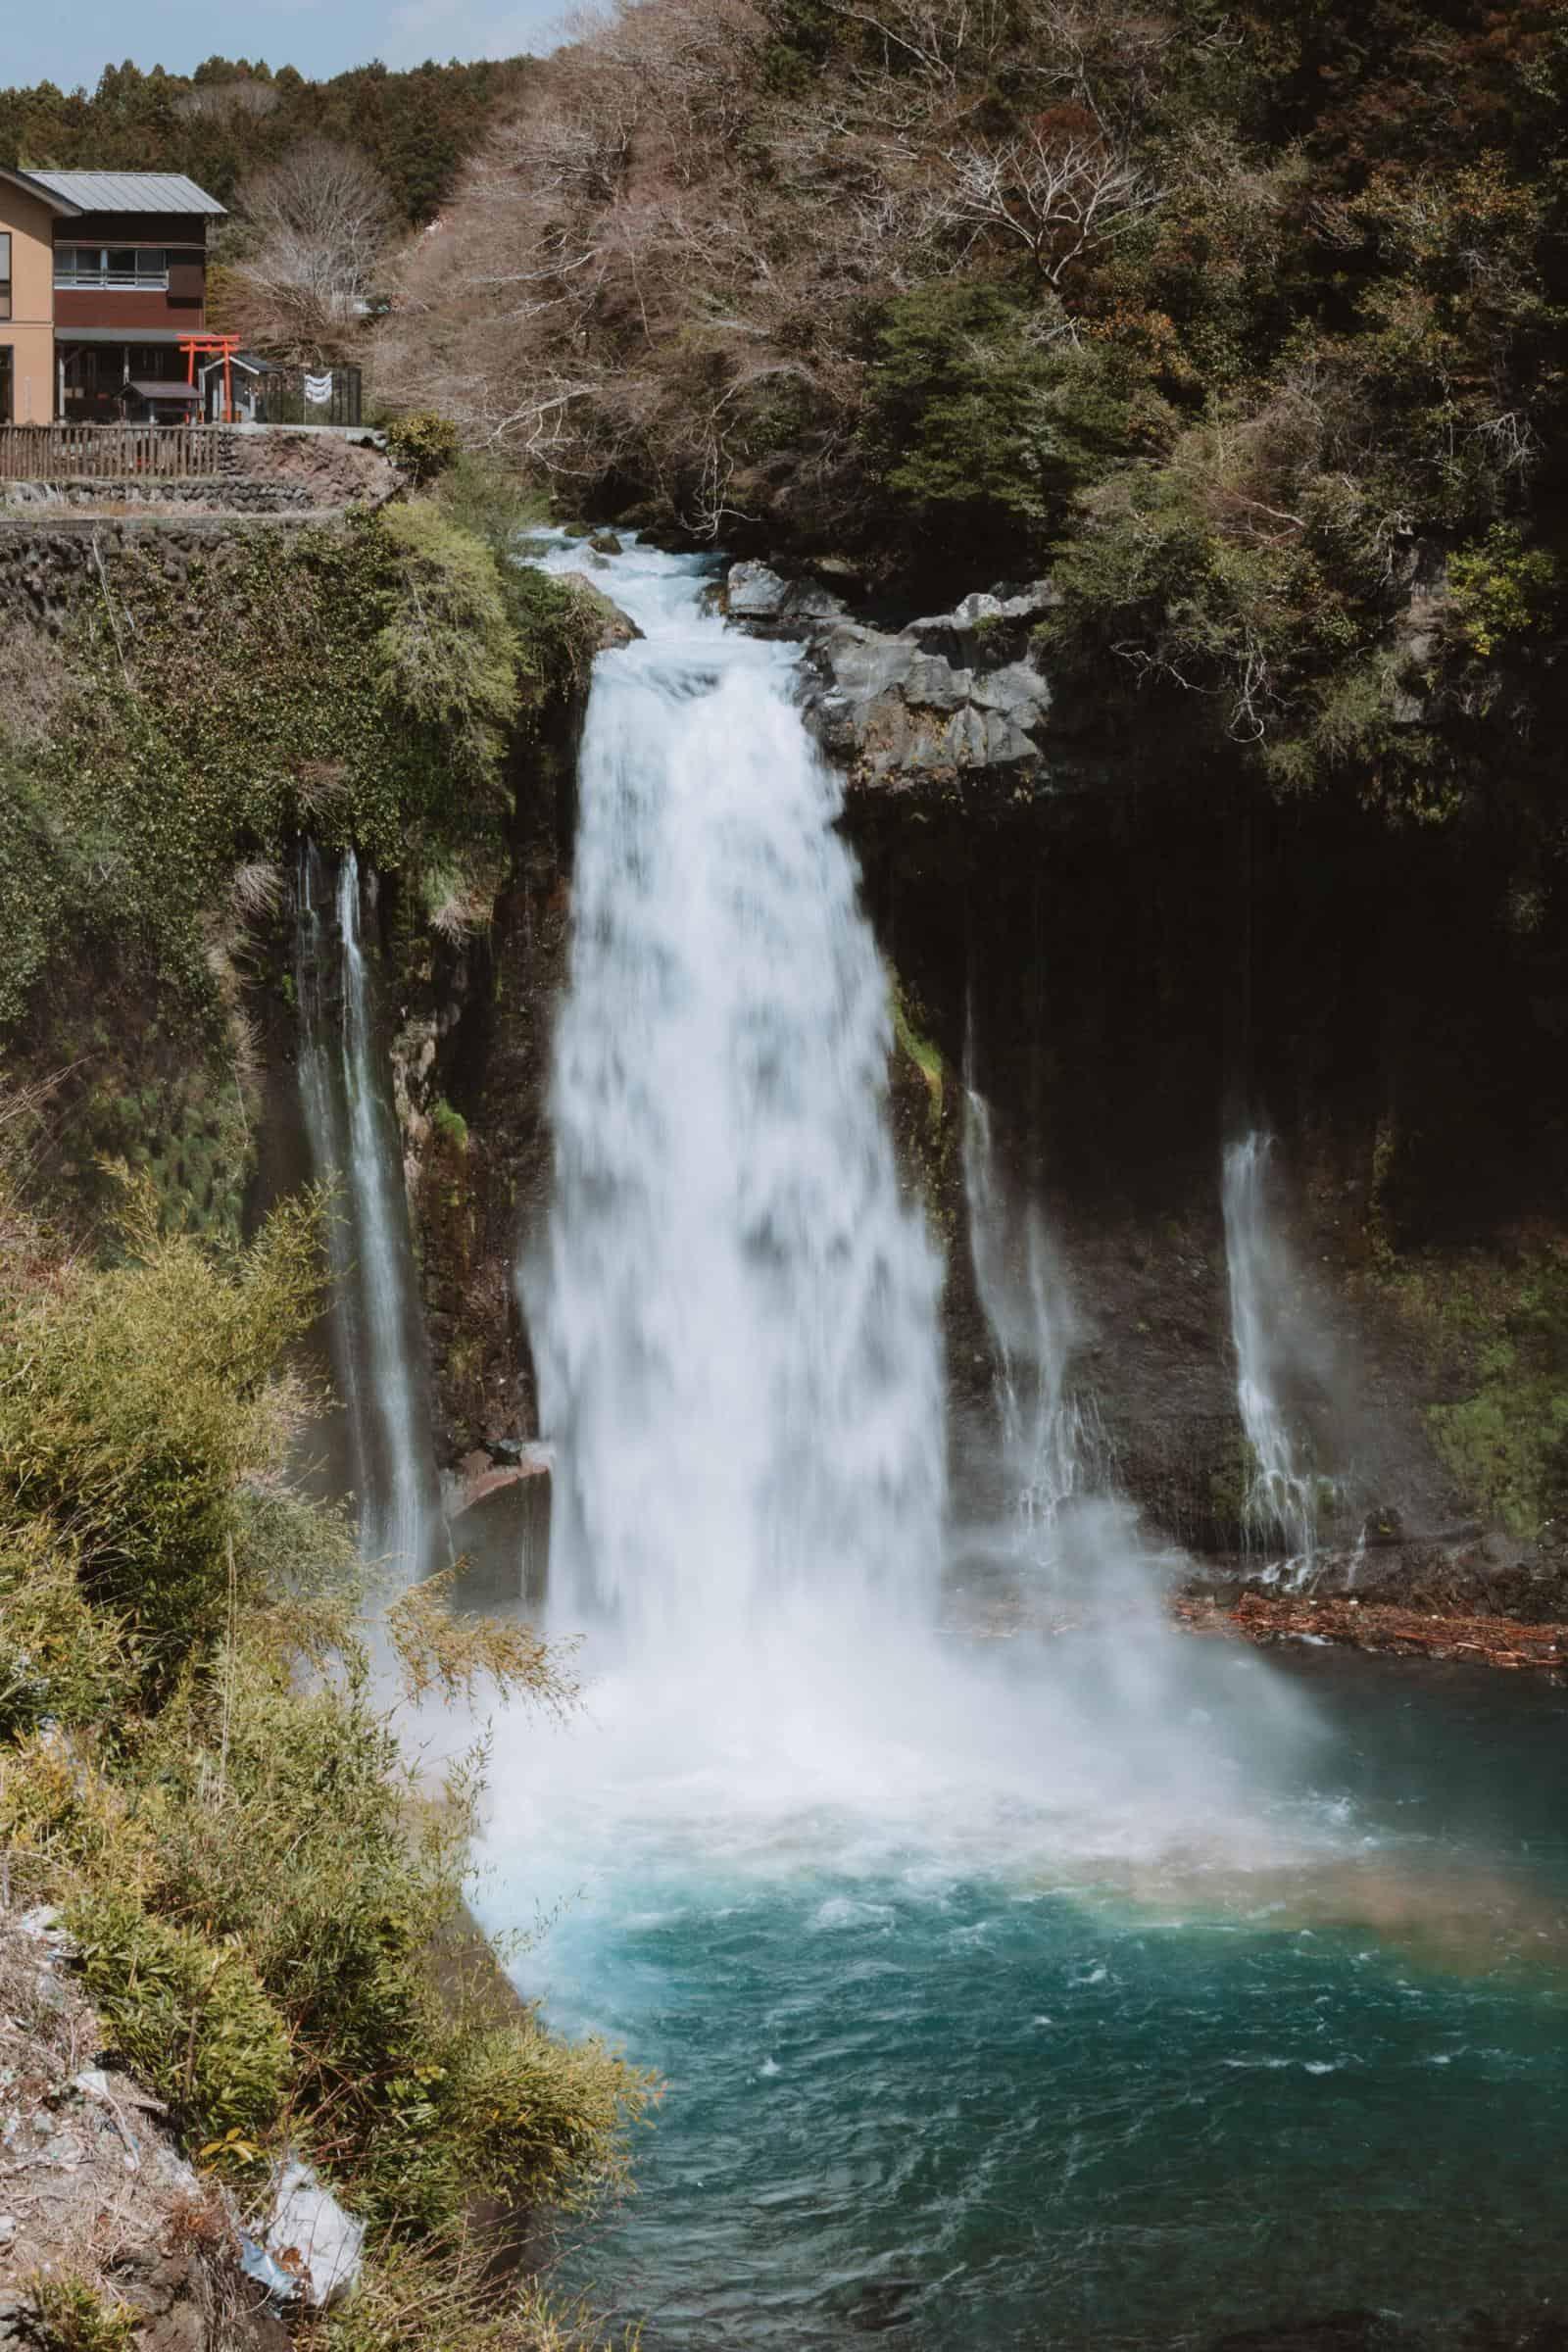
top-left (391, 693), bottom-right (581, 1467)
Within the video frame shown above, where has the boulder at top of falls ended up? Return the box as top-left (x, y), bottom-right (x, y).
top-left (724, 562), bottom-right (849, 638)
top-left (262, 2161), bottom-right (365, 2310)
top-left (556, 571), bottom-right (643, 650)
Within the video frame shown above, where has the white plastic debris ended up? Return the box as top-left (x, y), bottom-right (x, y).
top-left (261, 2160), bottom-right (365, 2310)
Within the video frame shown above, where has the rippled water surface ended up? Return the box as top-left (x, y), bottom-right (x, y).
top-left (475, 1649), bottom-right (1568, 2350)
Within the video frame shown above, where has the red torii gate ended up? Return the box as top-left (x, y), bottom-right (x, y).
top-left (178, 333), bottom-right (243, 424)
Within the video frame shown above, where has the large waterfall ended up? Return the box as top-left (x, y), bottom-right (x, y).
top-left (526, 547), bottom-right (945, 1646)
top-left (296, 844), bottom-right (440, 1579)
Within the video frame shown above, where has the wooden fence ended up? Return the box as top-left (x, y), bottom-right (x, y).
top-left (0, 423), bottom-right (221, 481)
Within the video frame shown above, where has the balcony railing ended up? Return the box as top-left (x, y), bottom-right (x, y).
top-left (0, 422), bottom-right (220, 480)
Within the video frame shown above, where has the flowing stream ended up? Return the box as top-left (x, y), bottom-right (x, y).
top-left (296, 843), bottom-right (440, 1578)
top-left (466, 546), bottom-right (1568, 2348)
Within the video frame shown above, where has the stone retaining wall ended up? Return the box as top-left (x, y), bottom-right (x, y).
top-left (3, 477), bottom-right (317, 514)
top-left (0, 513), bottom-right (348, 626)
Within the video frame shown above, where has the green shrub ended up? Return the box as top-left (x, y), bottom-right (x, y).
top-left (0, 1136), bottom-right (653, 2333)
top-left (446, 2022), bottom-right (652, 2212)
top-left (1447, 524), bottom-right (1562, 659)
top-left (374, 503), bottom-right (521, 763)
top-left (28, 2275), bottom-right (141, 2352)
top-left (435, 451), bottom-right (553, 551)
top-left (503, 564), bottom-right (609, 710)
top-left (384, 410), bottom-right (463, 484)
top-left (0, 1520), bottom-right (130, 1739)
top-left (66, 1888), bottom-right (293, 2145)
top-left (0, 1187), bottom-right (326, 1679)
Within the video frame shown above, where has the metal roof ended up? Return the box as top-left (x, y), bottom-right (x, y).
top-left (24, 170), bottom-right (225, 217)
top-left (53, 326), bottom-right (192, 344)
top-left (0, 163), bottom-right (81, 214)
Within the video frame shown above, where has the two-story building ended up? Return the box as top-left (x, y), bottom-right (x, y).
top-left (0, 166), bottom-right (224, 422)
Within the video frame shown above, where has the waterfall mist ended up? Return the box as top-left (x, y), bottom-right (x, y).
top-left (295, 843), bottom-right (441, 1580)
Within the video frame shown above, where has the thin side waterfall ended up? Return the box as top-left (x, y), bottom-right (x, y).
top-left (961, 1082), bottom-right (1096, 1543)
top-left (1222, 1132), bottom-right (1321, 1559)
top-left (295, 843), bottom-right (440, 1579)
top-left (524, 542), bottom-right (945, 1647)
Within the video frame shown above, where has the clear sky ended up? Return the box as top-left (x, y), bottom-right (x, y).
top-left (6, 0), bottom-right (570, 87)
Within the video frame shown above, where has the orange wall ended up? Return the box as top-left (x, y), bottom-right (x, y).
top-left (0, 180), bottom-right (57, 419)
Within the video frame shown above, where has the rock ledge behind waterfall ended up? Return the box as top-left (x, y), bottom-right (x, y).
top-left (724, 563), bottom-right (1062, 802)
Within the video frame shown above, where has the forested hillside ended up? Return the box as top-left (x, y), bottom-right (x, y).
top-left (383, 0), bottom-right (1568, 812)
top-left (0, 53), bottom-right (534, 223)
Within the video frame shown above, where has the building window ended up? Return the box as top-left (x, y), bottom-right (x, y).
top-left (54, 246), bottom-right (170, 290)
top-left (0, 234), bottom-right (11, 321)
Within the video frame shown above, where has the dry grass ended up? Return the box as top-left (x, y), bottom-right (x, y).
top-left (0, 610), bottom-right (76, 752)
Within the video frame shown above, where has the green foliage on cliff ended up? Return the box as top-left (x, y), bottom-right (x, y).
top-left (375, 501), bottom-right (524, 758)
top-left (0, 1175), bottom-right (653, 2334)
top-left (49, 514), bottom-right (512, 964)
top-left (3, 495), bottom-right (597, 1024)
top-left (0, 493), bottom-right (606, 1242)
top-left (1383, 1248), bottom-right (1568, 1538)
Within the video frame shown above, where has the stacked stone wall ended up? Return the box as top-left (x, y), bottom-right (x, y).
top-left (0, 514), bottom-right (347, 627)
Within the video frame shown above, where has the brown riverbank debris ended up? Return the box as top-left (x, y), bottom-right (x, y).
top-left (1173, 1590), bottom-right (1568, 1672)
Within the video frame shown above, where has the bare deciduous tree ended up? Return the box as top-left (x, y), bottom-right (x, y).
top-left (226, 140), bottom-right (391, 364)
top-left (935, 126), bottom-right (1162, 285)
top-left (375, 0), bottom-right (1177, 536)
